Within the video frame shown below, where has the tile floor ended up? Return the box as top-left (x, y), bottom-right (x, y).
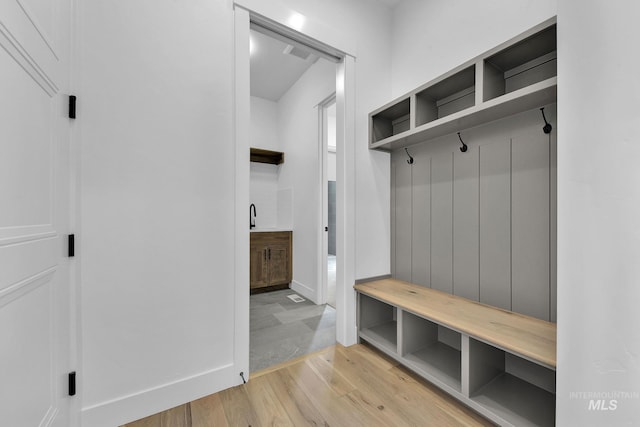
top-left (250, 289), bottom-right (336, 372)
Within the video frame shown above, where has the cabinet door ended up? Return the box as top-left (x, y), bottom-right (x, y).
top-left (250, 244), bottom-right (269, 289)
top-left (268, 243), bottom-right (291, 285)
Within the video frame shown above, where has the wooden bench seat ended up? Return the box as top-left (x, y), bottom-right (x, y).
top-left (355, 278), bottom-right (556, 369)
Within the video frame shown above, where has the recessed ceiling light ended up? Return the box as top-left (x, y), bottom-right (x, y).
top-left (288, 12), bottom-right (305, 31)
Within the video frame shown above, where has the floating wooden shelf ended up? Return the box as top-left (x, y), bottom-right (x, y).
top-left (250, 147), bottom-right (284, 165)
top-left (370, 17), bottom-right (557, 152)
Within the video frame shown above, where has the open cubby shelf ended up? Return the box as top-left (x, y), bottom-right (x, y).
top-left (472, 373), bottom-right (555, 427)
top-left (358, 293), bottom-right (398, 355)
top-left (356, 278), bottom-right (556, 427)
top-left (369, 18), bottom-right (556, 151)
top-left (359, 321), bottom-right (398, 354)
top-left (404, 343), bottom-right (461, 392)
top-left (371, 97), bottom-right (411, 144)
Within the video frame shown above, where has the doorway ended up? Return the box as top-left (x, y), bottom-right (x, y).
top-left (234, 5), bottom-right (358, 382)
top-left (320, 96), bottom-right (337, 308)
top-left (247, 22), bottom-right (339, 372)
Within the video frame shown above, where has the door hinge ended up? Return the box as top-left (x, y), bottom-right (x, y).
top-left (68, 234), bottom-right (75, 257)
top-left (68, 95), bottom-right (77, 119)
top-left (68, 371), bottom-right (76, 396)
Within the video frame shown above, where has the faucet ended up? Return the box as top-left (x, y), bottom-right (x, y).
top-left (249, 203), bottom-right (256, 229)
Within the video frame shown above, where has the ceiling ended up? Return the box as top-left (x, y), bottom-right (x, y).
top-left (250, 1), bottom-right (402, 101)
top-left (250, 29), bottom-right (319, 101)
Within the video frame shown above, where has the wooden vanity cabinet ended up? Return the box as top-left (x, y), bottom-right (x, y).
top-left (250, 231), bottom-right (292, 293)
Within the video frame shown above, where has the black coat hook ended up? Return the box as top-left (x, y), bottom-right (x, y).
top-left (404, 147), bottom-right (414, 164)
top-left (457, 132), bottom-right (467, 153)
top-left (540, 107), bottom-right (552, 134)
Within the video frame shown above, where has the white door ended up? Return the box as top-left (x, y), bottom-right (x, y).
top-left (0, 0), bottom-right (74, 426)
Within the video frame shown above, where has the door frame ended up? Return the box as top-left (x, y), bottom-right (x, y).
top-left (317, 93), bottom-right (336, 306)
top-left (233, 1), bottom-right (357, 380)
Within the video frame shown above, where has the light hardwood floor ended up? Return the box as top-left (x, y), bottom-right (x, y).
top-left (123, 343), bottom-right (493, 427)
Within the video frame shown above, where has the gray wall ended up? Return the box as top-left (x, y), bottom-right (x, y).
top-left (328, 181), bottom-right (336, 256)
top-left (391, 105), bottom-right (556, 322)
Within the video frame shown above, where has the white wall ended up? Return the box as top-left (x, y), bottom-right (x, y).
top-left (277, 58), bottom-right (335, 300)
top-left (250, 96), bottom-right (279, 229)
top-left (557, 2), bottom-right (640, 425)
top-left (250, 96), bottom-right (279, 150)
top-left (328, 151), bottom-right (336, 182)
top-left (390, 0), bottom-right (557, 97)
top-left (79, 1), bottom-right (237, 426)
top-left (328, 102), bottom-right (337, 181)
top-left (250, 163), bottom-right (279, 229)
top-left (272, 0), bottom-right (393, 281)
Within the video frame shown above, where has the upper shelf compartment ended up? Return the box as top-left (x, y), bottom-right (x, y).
top-left (250, 147), bottom-right (284, 165)
top-left (371, 97), bottom-right (410, 144)
top-left (415, 65), bottom-right (475, 128)
top-left (484, 23), bottom-right (556, 102)
top-left (369, 17), bottom-right (556, 151)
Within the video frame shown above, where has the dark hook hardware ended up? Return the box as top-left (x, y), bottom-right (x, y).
top-left (240, 372), bottom-right (247, 384)
top-left (404, 147), bottom-right (414, 164)
top-left (540, 107), bottom-right (552, 134)
top-left (457, 132), bottom-right (467, 153)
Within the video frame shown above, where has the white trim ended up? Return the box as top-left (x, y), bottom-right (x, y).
top-left (290, 280), bottom-right (316, 303)
top-left (233, 6), bottom-right (251, 386)
top-left (0, 229), bottom-right (56, 247)
top-left (81, 364), bottom-right (237, 427)
top-left (0, 17), bottom-right (58, 96)
top-left (0, 267), bottom-right (56, 308)
top-left (233, 0), bottom-right (356, 57)
top-left (317, 93), bottom-right (336, 306)
top-left (335, 56), bottom-right (357, 346)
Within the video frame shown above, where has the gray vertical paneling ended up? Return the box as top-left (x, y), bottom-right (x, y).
top-left (453, 147), bottom-right (480, 301)
top-left (389, 106), bottom-right (557, 321)
top-left (328, 181), bottom-right (336, 255)
top-left (549, 122), bottom-right (557, 322)
top-left (390, 155), bottom-right (397, 277)
top-left (512, 131), bottom-right (550, 320)
top-left (395, 153), bottom-right (413, 282)
top-left (431, 152), bottom-right (453, 293)
top-left (412, 155), bottom-right (431, 286)
top-left (479, 139), bottom-right (511, 311)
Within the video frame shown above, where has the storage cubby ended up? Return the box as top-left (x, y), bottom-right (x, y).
top-left (483, 24), bottom-right (556, 102)
top-left (468, 338), bottom-right (556, 427)
top-left (356, 279), bottom-right (557, 426)
top-left (401, 311), bottom-right (461, 392)
top-left (369, 18), bottom-right (557, 151)
top-left (358, 294), bottom-right (398, 354)
top-left (370, 97), bottom-right (410, 144)
top-left (415, 65), bottom-right (475, 127)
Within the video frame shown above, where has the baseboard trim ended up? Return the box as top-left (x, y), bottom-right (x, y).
top-left (81, 363), bottom-right (237, 427)
top-left (290, 280), bottom-right (316, 303)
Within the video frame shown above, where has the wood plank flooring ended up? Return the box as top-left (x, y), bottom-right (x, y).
top-left (123, 343), bottom-right (493, 427)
